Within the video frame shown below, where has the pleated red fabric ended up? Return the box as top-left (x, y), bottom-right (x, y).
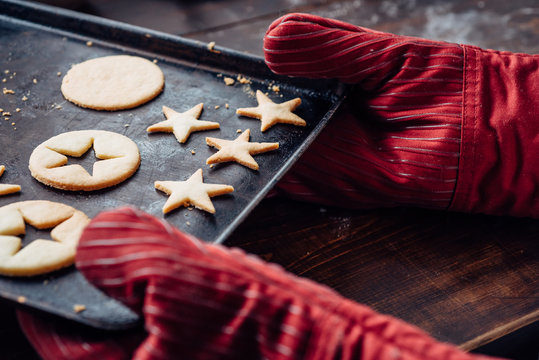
top-left (18, 207), bottom-right (499, 360)
top-left (451, 45), bottom-right (539, 217)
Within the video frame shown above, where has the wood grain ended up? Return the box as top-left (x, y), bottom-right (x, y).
top-left (226, 198), bottom-right (539, 348)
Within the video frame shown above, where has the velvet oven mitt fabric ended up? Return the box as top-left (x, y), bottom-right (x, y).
top-left (18, 207), bottom-right (499, 360)
top-left (265, 14), bottom-right (538, 217)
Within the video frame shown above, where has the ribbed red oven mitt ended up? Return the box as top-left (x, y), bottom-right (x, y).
top-left (18, 207), bottom-right (498, 360)
top-left (266, 13), bottom-right (538, 218)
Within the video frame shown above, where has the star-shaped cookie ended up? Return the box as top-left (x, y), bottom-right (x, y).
top-left (206, 129), bottom-right (279, 170)
top-left (236, 90), bottom-right (306, 132)
top-left (0, 165), bottom-right (21, 196)
top-left (147, 103), bottom-right (220, 143)
top-left (155, 169), bottom-right (234, 214)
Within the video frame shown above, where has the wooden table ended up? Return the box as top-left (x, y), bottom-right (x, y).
top-left (2, 0), bottom-right (538, 358)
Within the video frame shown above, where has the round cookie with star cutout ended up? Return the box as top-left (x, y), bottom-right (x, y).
top-left (29, 130), bottom-right (140, 191)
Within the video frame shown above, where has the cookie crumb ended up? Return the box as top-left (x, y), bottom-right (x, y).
top-left (3, 70), bottom-right (8, 74)
top-left (237, 75), bottom-right (251, 84)
top-left (236, 129), bottom-right (242, 133)
top-left (223, 77), bottom-right (235, 86)
top-left (124, 124), bottom-right (130, 127)
top-left (17, 296), bottom-right (26, 304)
top-left (22, 95), bottom-right (28, 101)
top-left (207, 41), bottom-right (221, 53)
top-left (225, 103), bottom-right (229, 109)
top-left (186, 221), bottom-right (191, 226)
top-left (86, 41), bottom-right (93, 47)
top-left (32, 78), bottom-right (37, 84)
top-left (272, 85), bottom-right (280, 93)
top-left (237, 75), bottom-right (252, 84)
top-left (209, 164), bottom-right (214, 168)
top-left (1, 78), bottom-right (6, 83)
top-left (188, 207), bottom-right (193, 211)
top-left (55, 105), bottom-right (62, 110)
top-left (153, 59), bottom-right (158, 64)
top-left (2, 112), bottom-right (11, 116)
top-left (11, 122), bottom-right (15, 126)
top-left (57, 72), bottom-right (62, 77)
top-left (242, 84), bottom-right (256, 97)
top-left (2, 88), bottom-right (14, 94)
top-left (73, 304), bottom-right (86, 313)
top-left (214, 105), bottom-right (220, 109)
top-left (15, 108), bottom-right (21, 112)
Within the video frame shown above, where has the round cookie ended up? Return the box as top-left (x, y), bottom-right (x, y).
top-left (0, 200), bottom-right (90, 277)
top-left (29, 130), bottom-right (140, 191)
top-left (61, 55), bottom-right (164, 110)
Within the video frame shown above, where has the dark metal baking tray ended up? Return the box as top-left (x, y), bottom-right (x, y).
top-left (0, 0), bottom-right (346, 329)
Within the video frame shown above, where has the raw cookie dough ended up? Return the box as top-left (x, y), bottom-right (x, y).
top-left (61, 55), bottom-right (164, 110)
top-left (0, 200), bottom-right (90, 276)
top-left (29, 130), bottom-right (140, 191)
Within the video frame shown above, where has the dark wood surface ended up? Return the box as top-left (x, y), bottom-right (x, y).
top-left (2, 0), bottom-right (538, 358)
top-left (228, 199), bottom-right (539, 357)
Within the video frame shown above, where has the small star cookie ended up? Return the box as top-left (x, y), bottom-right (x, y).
top-left (147, 103), bottom-right (219, 143)
top-left (236, 90), bottom-right (306, 132)
top-left (0, 165), bottom-right (21, 196)
top-left (155, 169), bottom-right (234, 214)
top-left (206, 129), bottom-right (279, 170)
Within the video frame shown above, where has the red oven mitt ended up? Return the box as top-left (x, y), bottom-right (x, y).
top-left (17, 207), bottom-right (499, 360)
top-left (265, 13), bottom-right (538, 218)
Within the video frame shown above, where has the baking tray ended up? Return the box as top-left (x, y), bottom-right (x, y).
top-left (0, 0), bottom-right (346, 329)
